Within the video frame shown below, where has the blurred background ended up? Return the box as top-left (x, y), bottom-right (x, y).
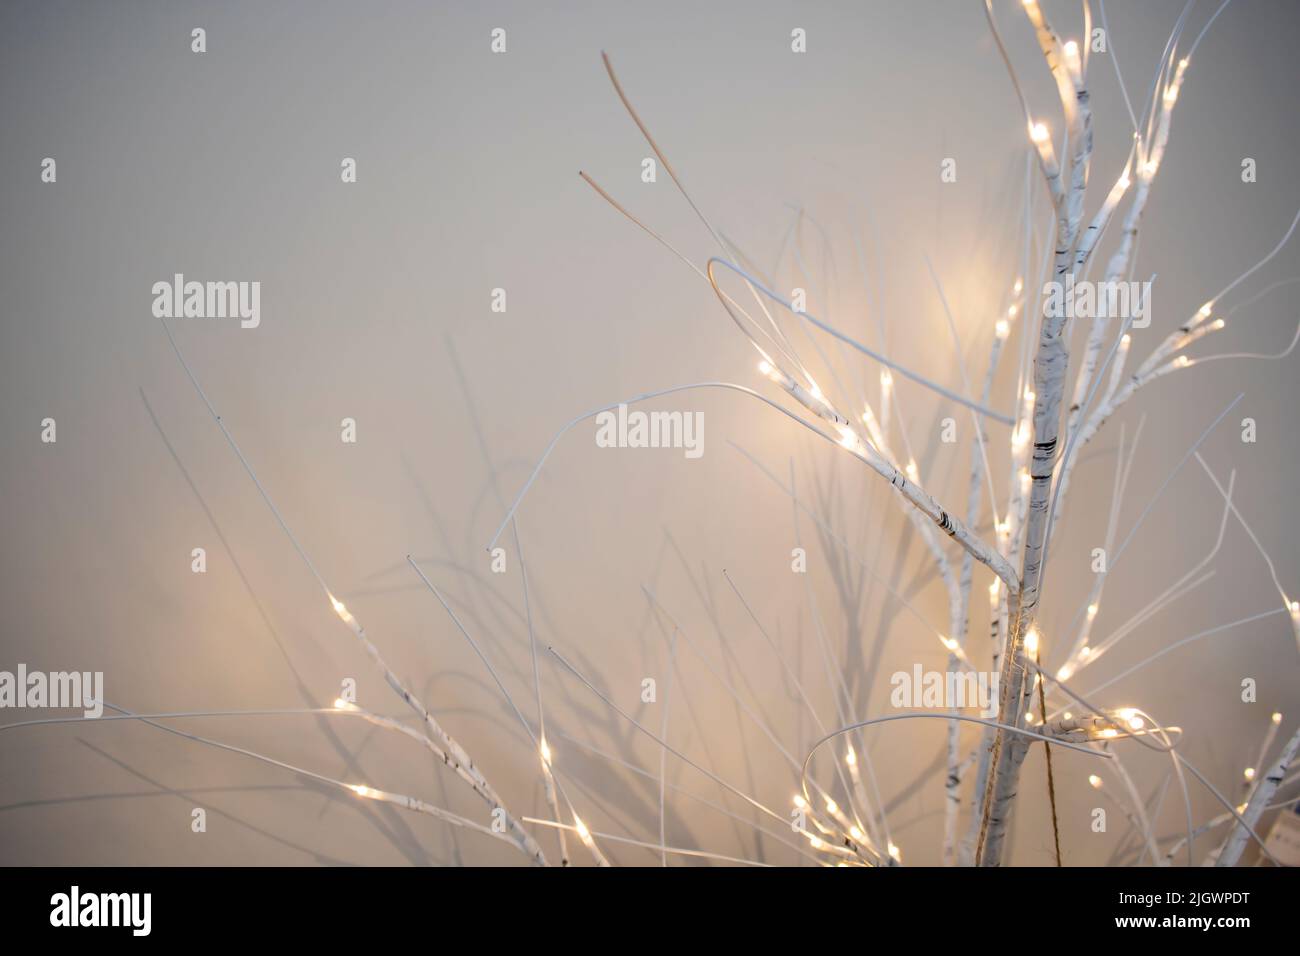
top-left (1, 0), bottom-right (1297, 865)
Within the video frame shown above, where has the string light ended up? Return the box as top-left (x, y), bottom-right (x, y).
top-left (1023, 628), bottom-right (1039, 656)
top-left (1088, 774), bottom-right (1103, 789)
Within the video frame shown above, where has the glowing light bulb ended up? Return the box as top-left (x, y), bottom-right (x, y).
top-left (809, 836), bottom-right (824, 850)
top-left (839, 425), bottom-right (857, 449)
top-left (333, 697), bottom-right (357, 711)
top-left (845, 748), bottom-right (856, 767)
top-left (1023, 386), bottom-right (1036, 403)
top-left (1087, 603), bottom-right (1098, 618)
top-left (1064, 40), bottom-right (1078, 57)
top-left (1175, 355), bottom-right (1192, 368)
top-left (1144, 159), bottom-right (1159, 176)
top-left (941, 636), bottom-right (959, 652)
top-left (1163, 85), bottom-right (1179, 106)
top-left (1057, 664), bottom-right (1074, 681)
top-left (1029, 122), bottom-right (1049, 144)
top-left (1025, 712), bottom-right (1036, 725)
top-left (989, 580), bottom-right (1001, 598)
top-left (888, 842), bottom-right (901, 862)
top-left (1212, 318), bottom-right (1226, 331)
top-left (996, 319), bottom-right (1010, 339)
top-left (905, 459), bottom-right (918, 483)
top-left (351, 784), bottom-right (370, 797)
top-left (1013, 277), bottom-right (1023, 295)
top-left (1199, 303), bottom-right (1213, 318)
top-left (793, 794), bottom-right (807, 809)
top-left (1244, 767), bottom-right (1256, 781)
top-left (1121, 334), bottom-right (1131, 347)
top-left (758, 360), bottom-right (772, 376)
top-left (809, 382), bottom-right (824, 401)
top-left (880, 369), bottom-right (894, 391)
top-left (1079, 646), bottom-right (1092, 659)
top-left (1088, 774), bottom-right (1102, 789)
top-left (1023, 628), bottom-right (1040, 656)
top-left (849, 825), bottom-right (864, 842)
top-left (574, 816), bottom-right (591, 840)
top-left (1273, 712), bottom-right (1284, 725)
top-left (1008, 303), bottom-right (1019, 318)
top-left (1129, 715), bottom-right (1145, 731)
top-left (825, 798), bottom-right (838, 815)
top-left (1101, 728), bottom-right (1118, 739)
top-left (1063, 711), bottom-right (1072, 720)
top-left (1118, 173), bottom-right (1131, 189)
top-left (540, 739), bottom-right (552, 764)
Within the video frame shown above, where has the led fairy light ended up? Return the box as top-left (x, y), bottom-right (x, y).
top-left (158, 316), bottom-right (550, 866)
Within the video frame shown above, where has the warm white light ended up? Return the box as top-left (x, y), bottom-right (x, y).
top-left (1013, 277), bottom-right (1023, 295)
top-left (849, 825), bottom-right (864, 842)
top-left (1023, 628), bottom-right (1039, 656)
top-left (574, 815), bottom-right (591, 840)
top-left (351, 784), bottom-right (370, 797)
top-left (941, 636), bottom-right (959, 652)
top-left (1274, 712), bottom-right (1284, 725)
top-left (995, 319), bottom-right (1010, 339)
top-left (1101, 728), bottom-right (1118, 739)
top-left (888, 842), bottom-right (901, 862)
top-left (1088, 774), bottom-right (1102, 789)
top-left (1057, 665), bottom-right (1074, 681)
top-left (880, 369), bottom-right (894, 391)
top-left (1063, 40), bottom-right (1078, 58)
top-left (758, 360), bottom-right (772, 376)
top-left (845, 748), bottom-right (856, 767)
top-left (1029, 122), bottom-right (1049, 144)
top-left (1244, 767), bottom-right (1256, 781)
top-left (905, 459), bottom-right (919, 483)
top-left (333, 697), bottom-right (357, 711)
top-left (1199, 303), bottom-right (1213, 318)
top-left (540, 739), bottom-right (552, 764)
top-left (793, 794), bottom-right (807, 809)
